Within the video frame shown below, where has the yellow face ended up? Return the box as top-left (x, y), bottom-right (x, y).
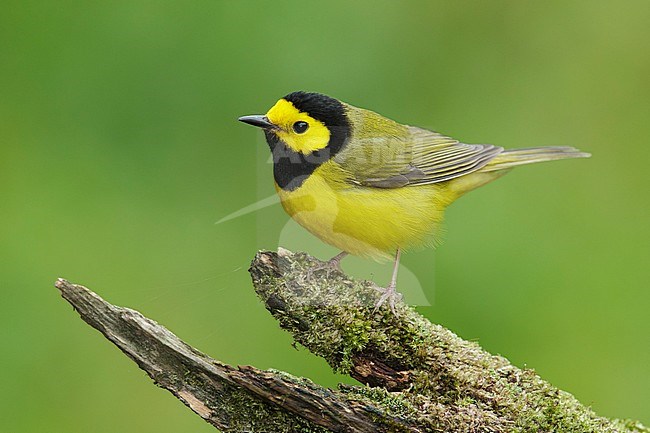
top-left (265, 99), bottom-right (331, 154)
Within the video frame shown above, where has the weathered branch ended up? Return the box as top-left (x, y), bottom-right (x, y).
top-left (55, 279), bottom-right (393, 432)
top-left (56, 248), bottom-right (649, 433)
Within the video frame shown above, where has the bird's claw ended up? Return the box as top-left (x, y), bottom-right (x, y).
top-left (373, 283), bottom-right (402, 315)
top-left (306, 256), bottom-right (344, 279)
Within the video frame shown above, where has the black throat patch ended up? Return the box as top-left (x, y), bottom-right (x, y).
top-left (266, 92), bottom-right (351, 191)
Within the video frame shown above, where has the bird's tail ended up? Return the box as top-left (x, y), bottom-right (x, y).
top-left (481, 146), bottom-right (591, 172)
top-left (447, 146), bottom-right (590, 198)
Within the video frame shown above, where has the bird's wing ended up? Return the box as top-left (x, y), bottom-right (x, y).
top-left (405, 126), bottom-right (504, 185)
top-left (336, 126), bottom-right (503, 188)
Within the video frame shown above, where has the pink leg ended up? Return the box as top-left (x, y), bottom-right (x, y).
top-left (307, 251), bottom-right (348, 278)
top-left (374, 248), bottom-right (403, 314)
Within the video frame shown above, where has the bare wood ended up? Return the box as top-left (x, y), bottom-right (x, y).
top-left (55, 249), bottom-right (649, 433)
top-left (55, 278), bottom-right (418, 432)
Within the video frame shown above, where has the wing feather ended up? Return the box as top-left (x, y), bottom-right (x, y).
top-left (339, 125), bottom-right (503, 188)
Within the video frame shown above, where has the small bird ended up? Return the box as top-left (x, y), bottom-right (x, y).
top-left (239, 92), bottom-right (590, 311)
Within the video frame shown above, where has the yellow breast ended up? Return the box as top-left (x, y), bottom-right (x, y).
top-left (275, 161), bottom-right (452, 261)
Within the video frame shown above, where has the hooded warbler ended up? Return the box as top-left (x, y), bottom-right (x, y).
top-left (239, 91), bottom-right (590, 311)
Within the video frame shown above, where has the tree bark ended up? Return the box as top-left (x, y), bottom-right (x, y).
top-left (56, 248), bottom-right (649, 433)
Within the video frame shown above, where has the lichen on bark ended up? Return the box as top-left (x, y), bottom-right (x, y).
top-left (54, 249), bottom-right (649, 433)
top-left (249, 248), bottom-right (648, 433)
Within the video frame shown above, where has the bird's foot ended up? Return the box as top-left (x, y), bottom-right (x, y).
top-left (373, 282), bottom-right (403, 315)
top-left (306, 252), bottom-right (347, 279)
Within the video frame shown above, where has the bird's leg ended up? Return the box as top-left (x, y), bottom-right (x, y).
top-left (324, 251), bottom-right (348, 272)
top-left (374, 248), bottom-right (403, 314)
top-left (307, 251), bottom-right (348, 278)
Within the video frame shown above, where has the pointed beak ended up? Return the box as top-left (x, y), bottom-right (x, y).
top-left (238, 115), bottom-right (278, 130)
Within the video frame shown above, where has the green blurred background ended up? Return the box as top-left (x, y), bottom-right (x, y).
top-left (2, 1), bottom-right (649, 431)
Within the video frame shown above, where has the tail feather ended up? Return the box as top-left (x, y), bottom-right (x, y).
top-left (482, 146), bottom-right (591, 172)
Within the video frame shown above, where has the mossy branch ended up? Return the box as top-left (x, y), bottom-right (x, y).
top-left (56, 249), bottom-right (648, 433)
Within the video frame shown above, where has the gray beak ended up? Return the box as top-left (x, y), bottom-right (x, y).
top-left (238, 115), bottom-right (278, 130)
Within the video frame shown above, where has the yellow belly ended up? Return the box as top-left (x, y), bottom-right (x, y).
top-left (275, 162), bottom-right (453, 260)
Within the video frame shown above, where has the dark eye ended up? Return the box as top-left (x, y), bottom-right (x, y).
top-left (292, 121), bottom-right (309, 134)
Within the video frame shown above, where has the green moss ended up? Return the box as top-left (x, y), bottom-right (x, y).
top-left (250, 250), bottom-right (650, 433)
top-left (213, 384), bottom-right (331, 433)
top-left (342, 385), bottom-right (418, 418)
